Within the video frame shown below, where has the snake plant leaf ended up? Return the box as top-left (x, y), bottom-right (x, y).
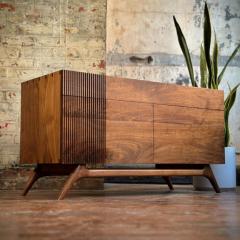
top-left (224, 83), bottom-right (239, 112)
top-left (224, 121), bottom-right (230, 147)
top-left (200, 44), bottom-right (207, 88)
top-left (224, 83), bottom-right (239, 119)
top-left (224, 83), bottom-right (240, 146)
top-left (173, 16), bottom-right (197, 87)
top-left (218, 44), bottom-right (240, 84)
top-left (212, 31), bottom-right (218, 89)
top-left (203, 2), bottom-right (212, 88)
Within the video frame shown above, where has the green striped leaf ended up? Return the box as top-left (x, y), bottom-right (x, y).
top-left (224, 83), bottom-right (240, 146)
top-left (212, 31), bottom-right (218, 89)
top-left (218, 44), bottom-right (240, 84)
top-left (203, 3), bottom-right (213, 88)
top-left (200, 44), bottom-right (207, 88)
top-left (173, 16), bottom-right (198, 87)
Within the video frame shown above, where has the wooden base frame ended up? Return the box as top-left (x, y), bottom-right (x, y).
top-left (22, 164), bottom-right (220, 200)
top-left (22, 164), bottom-right (173, 197)
top-left (22, 164), bottom-right (78, 196)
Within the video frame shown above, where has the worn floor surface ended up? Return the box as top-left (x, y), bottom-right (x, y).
top-left (0, 184), bottom-right (239, 240)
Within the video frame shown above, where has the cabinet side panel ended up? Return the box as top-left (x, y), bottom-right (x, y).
top-left (20, 79), bottom-right (40, 164)
top-left (38, 72), bottom-right (61, 163)
top-left (20, 72), bottom-right (61, 164)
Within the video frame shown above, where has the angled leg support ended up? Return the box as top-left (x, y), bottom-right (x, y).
top-left (58, 165), bottom-right (83, 200)
top-left (22, 164), bottom-right (78, 197)
top-left (22, 167), bottom-right (40, 196)
top-left (156, 164), bottom-right (174, 190)
top-left (22, 164), bottom-right (220, 200)
top-left (162, 176), bottom-right (174, 190)
top-left (203, 165), bottom-right (221, 193)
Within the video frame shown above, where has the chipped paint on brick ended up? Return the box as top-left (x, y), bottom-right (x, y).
top-left (79, 6), bottom-right (85, 12)
top-left (0, 3), bottom-right (15, 12)
top-left (25, 12), bottom-right (41, 24)
top-left (98, 60), bottom-right (105, 69)
top-left (0, 123), bottom-right (9, 129)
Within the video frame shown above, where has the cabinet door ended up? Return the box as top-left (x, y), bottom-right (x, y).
top-left (62, 96), bottom-right (106, 165)
top-left (61, 71), bottom-right (106, 165)
top-left (106, 100), bottom-right (154, 164)
top-left (154, 104), bottom-right (224, 164)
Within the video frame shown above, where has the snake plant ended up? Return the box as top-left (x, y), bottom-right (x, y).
top-left (173, 2), bottom-right (240, 147)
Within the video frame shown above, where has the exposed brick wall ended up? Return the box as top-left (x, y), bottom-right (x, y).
top-left (0, 0), bottom-right (106, 168)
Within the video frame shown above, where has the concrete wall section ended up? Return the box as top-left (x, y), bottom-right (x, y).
top-left (106, 0), bottom-right (240, 150)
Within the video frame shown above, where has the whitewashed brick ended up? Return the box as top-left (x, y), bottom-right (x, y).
top-left (0, 0), bottom-right (106, 167)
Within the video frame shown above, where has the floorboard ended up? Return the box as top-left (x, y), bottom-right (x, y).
top-left (0, 184), bottom-right (239, 240)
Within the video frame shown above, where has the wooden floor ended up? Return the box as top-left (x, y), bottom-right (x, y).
top-left (0, 184), bottom-right (240, 240)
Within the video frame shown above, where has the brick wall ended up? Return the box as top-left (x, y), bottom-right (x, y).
top-left (0, 0), bottom-right (106, 168)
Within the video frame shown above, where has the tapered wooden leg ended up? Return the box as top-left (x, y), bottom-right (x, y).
top-left (156, 164), bottom-right (174, 190)
top-left (22, 169), bottom-right (40, 196)
top-left (203, 165), bottom-right (221, 193)
top-left (58, 165), bottom-right (82, 200)
top-left (163, 176), bottom-right (174, 190)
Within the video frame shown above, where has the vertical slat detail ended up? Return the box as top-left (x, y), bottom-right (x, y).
top-left (62, 70), bottom-right (106, 166)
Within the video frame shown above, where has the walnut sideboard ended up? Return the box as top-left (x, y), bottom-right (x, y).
top-left (20, 70), bottom-right (224, 199)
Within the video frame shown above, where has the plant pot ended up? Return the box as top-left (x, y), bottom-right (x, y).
top-left (193, 147), bottom-right (236, 191)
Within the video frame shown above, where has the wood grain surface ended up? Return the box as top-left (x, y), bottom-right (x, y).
top-left (62, 70), bottom-right (105, 98)
top-left (21, 78), bottom-right (40, 164)
top-left (106, 100), bottom-right (153, 122)
top-left (20, 72), bottom-right (61, 164)
top-left (154, 123), bottom-right (224, 164)
top-left (21, 70), bottom-right (224, 165)
top-left (154, 104), bottom-right (224, 125)
top-left (105, 120), bottom-right (153, 163)
top-left (105, 100), bottom-right (153, 163)
top-left (62, 116), bottom-right (106, 164)
top-left (2, 185), bottom-right (240, 240)
top-left (106, 76), bottom-right (224, 110)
